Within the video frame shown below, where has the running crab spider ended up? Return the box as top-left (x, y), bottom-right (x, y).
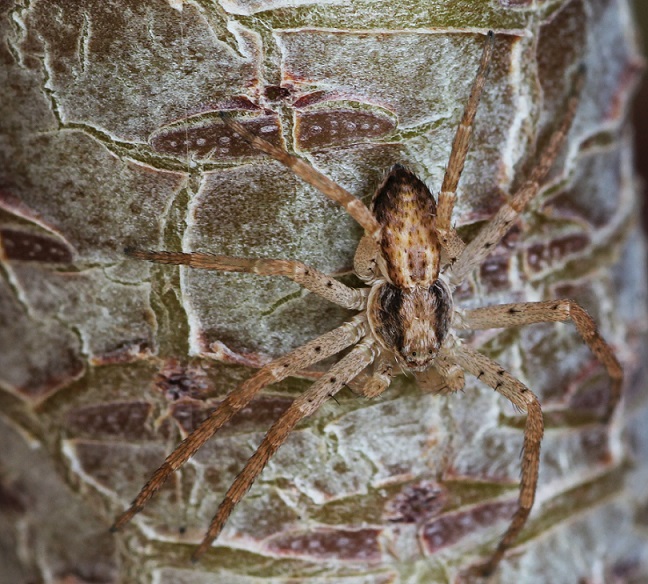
top-left (114, 31), bottom-right (623, 576)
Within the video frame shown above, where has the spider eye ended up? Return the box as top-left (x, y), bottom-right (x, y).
top-left (411, 351), bottom-right (417, 357)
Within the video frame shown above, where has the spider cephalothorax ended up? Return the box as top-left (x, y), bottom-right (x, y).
top-left (367, 278), bottom-right (452, 371)
top-left (114, 31), bottom-right (622, 577)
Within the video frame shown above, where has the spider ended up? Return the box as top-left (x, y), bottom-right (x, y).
top-left (113, 31), bottom-right (623, 576)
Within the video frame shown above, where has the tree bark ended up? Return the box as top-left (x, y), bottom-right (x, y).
top-left (1, 0), bottom-right (646, 583)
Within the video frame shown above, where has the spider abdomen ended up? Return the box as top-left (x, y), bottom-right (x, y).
top-left (372, 164), bottom-right (441, 288)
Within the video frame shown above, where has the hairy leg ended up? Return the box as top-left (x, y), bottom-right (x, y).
top-left (111, 315), bottom-right (367, 532)
top-left (126, 249), bottom-right (367, 311)
top-left (436, 31), bottom-right (495, 261)
top-left (219, 114), bottom-right (379, 235)
top-left (456, 299), bottom-right (623, 420)
top-left (448, 67), bottom-right (585, 285)
top-left (192, 338), bottom-right (378, 560)
top-left (450, 343), bottom-right (544, 576)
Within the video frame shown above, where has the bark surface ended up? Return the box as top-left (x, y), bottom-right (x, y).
top-left (1, 1), bottom-right (646, 583)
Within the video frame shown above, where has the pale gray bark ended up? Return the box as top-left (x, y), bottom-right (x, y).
top-left (1, 1), bottom-right (647, 583)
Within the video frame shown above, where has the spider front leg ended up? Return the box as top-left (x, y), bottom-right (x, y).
top-left (449, 343), bottom-right (544, 577)
top-left (125, 249), bottom-right (367, 310)
top-left (192, 337), bottom-right (378, 561)
top-left (111, 314), bottom-right (367, 533)
top-left (436, 30), bottom-right (494, 263)
top-left (218, 114), bottom-right (379, 235)
top-left (448, 66), bottom-right (586, 285)
top-left (457, 300), bottom-right (623, 421)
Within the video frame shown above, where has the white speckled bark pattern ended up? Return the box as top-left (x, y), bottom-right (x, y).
top-left (0, 0), bottom-right (646, 583)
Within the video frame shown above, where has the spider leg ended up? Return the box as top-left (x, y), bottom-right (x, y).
top-left (125, 249), bottom-right (367, 310)
top-left (436, 31), bottom-right (494, 261)
top-left (448, 66), bottom-right (586, 285)
top-left (456, 300), bottom-right (623, 421)
top-left (449, 343), bottom-right (544, 576)
top-left (111, 315), bottom-right (368, 533)
top-left (191, 337), bottom-right (378, 561)
top-left (219, 114), bottom-right (379, 235)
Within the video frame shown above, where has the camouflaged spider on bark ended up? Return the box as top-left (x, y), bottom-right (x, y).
top-left (113, 31), bottom-right (623, 576)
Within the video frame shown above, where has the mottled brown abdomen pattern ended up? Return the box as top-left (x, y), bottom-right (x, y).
top-left (372, 165), bottom-right (440, 288)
